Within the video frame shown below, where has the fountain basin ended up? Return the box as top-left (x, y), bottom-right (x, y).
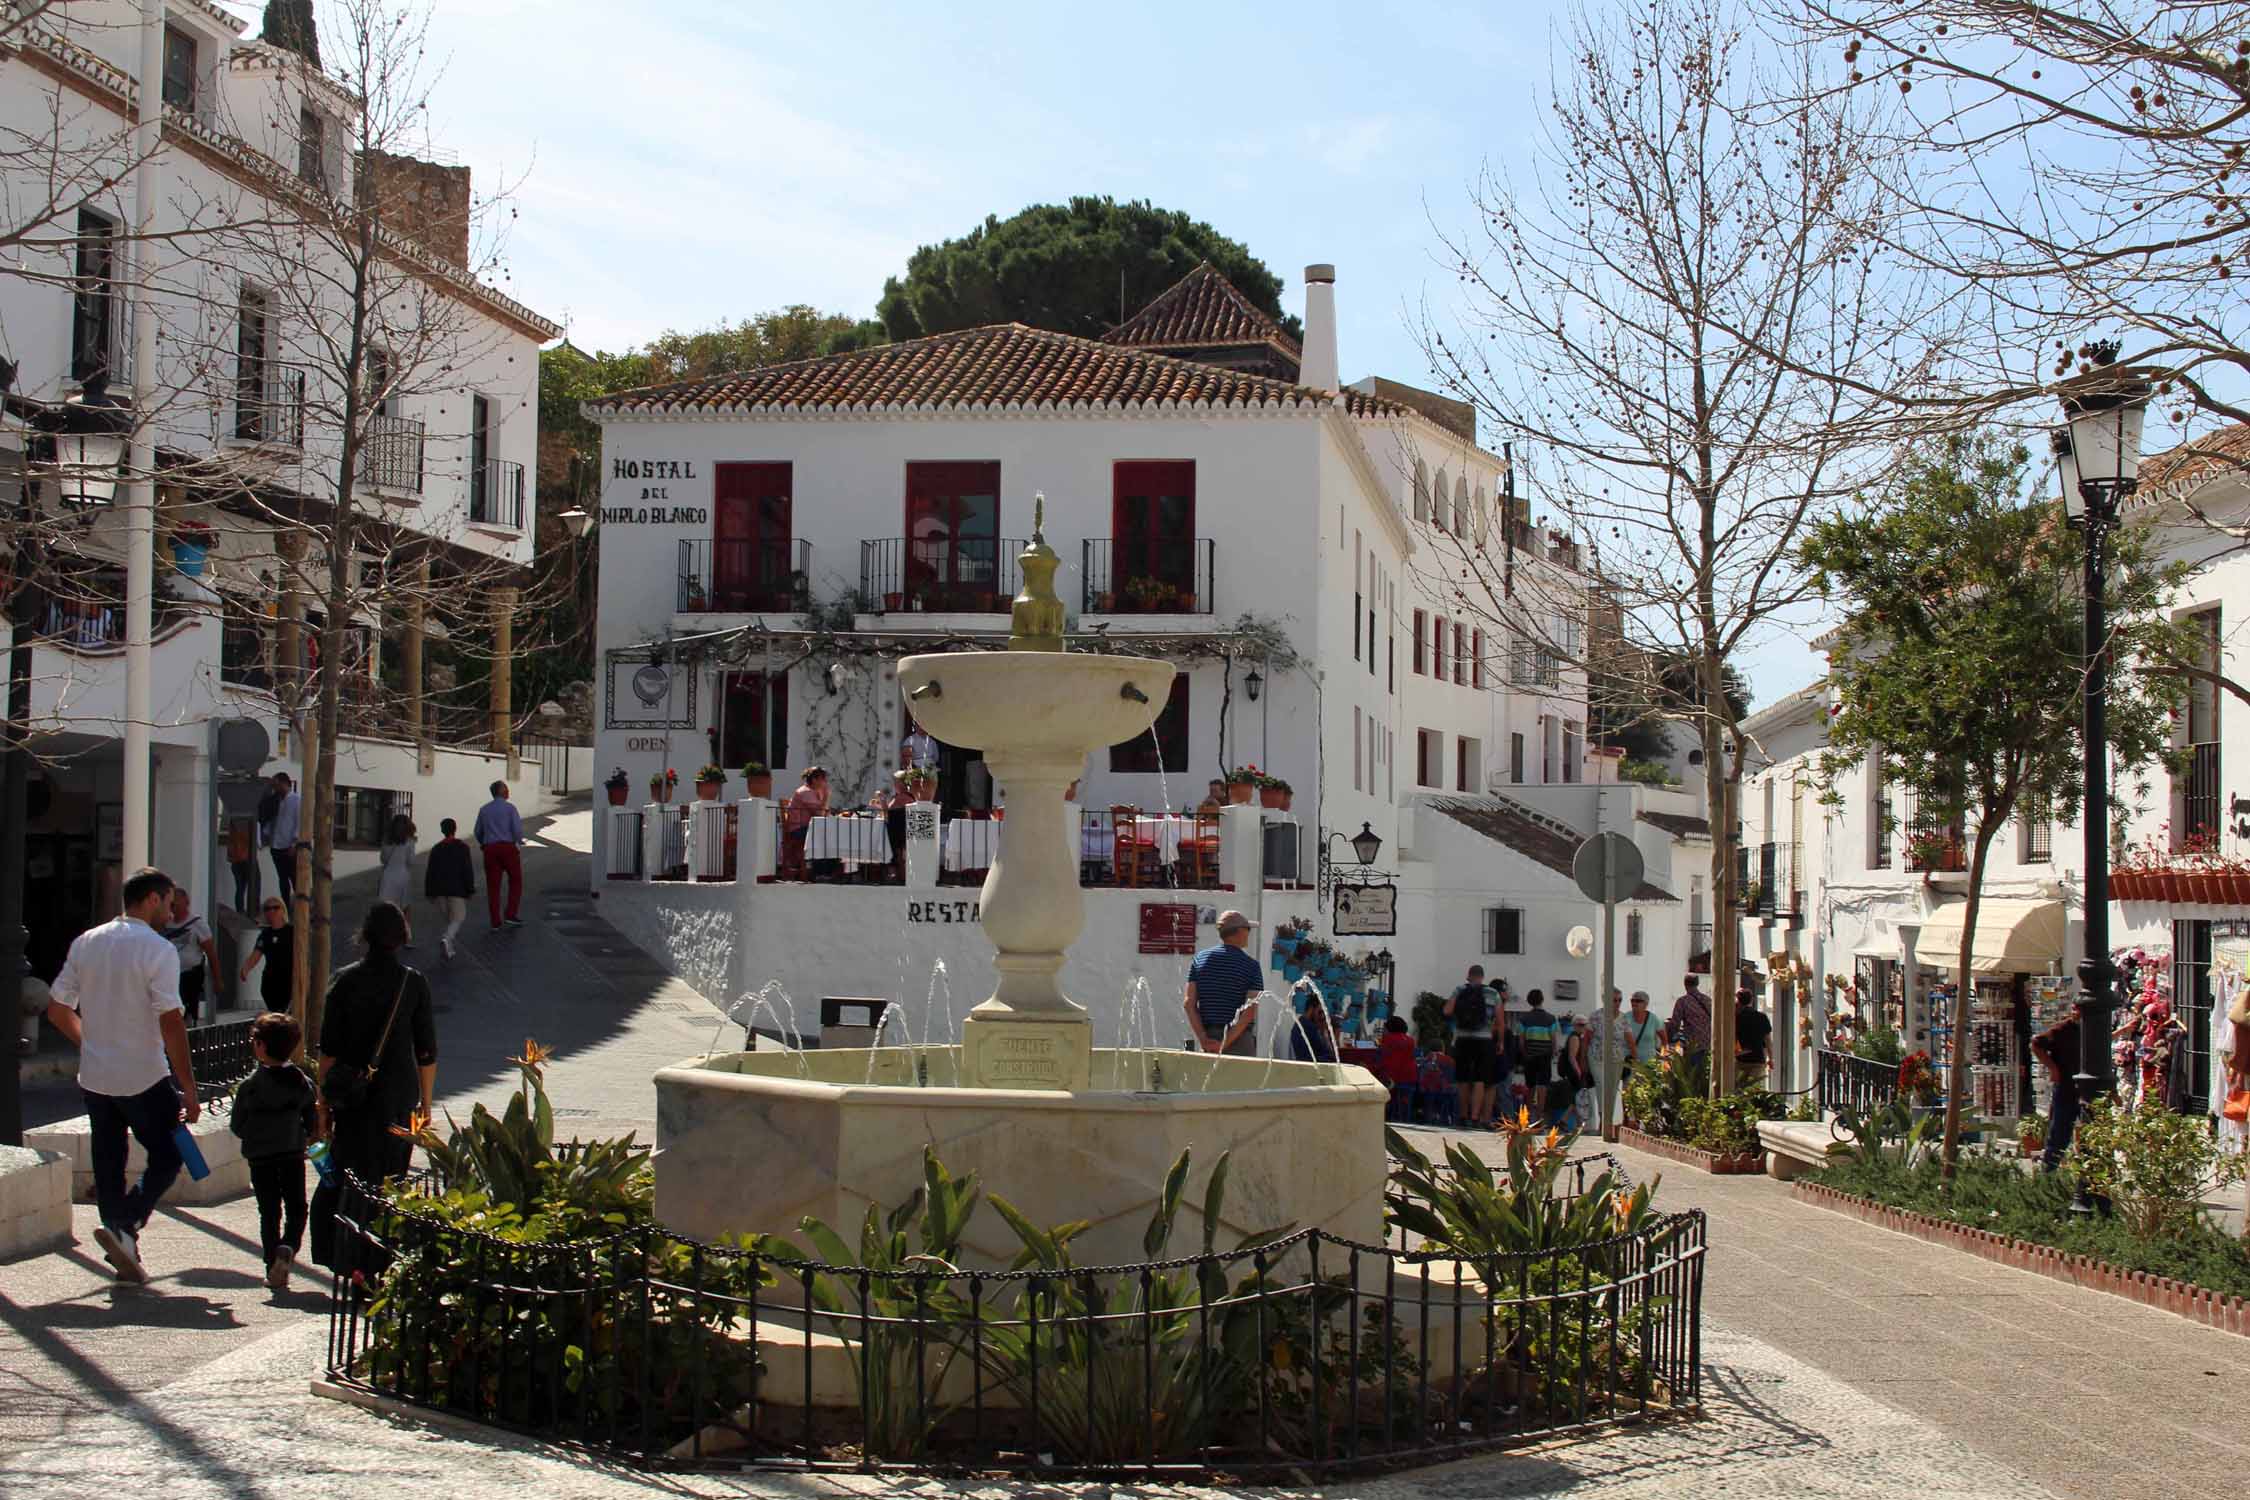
top-left (654, 1047), bottom-right (1387, 1267)
top-left (894, 653), bottom-right (1174, 755)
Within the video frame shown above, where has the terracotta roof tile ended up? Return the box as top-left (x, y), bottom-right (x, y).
top-left (1637, 810), bottom-right (1711, 840)
top-left (590, 321), bottom-right (1407, 419)
top-left (2135, 424), bottom-right (2250, 504)
top-left (1433, 797), bottom-right (1675, 901)
top-left (1100, 262), bottom-right (1302, 359)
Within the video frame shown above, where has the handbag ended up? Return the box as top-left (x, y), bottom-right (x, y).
top-left (2225, 1086), bottom-right (2250, 1124)
top-left (321, 974), bottom-right (408, 1111)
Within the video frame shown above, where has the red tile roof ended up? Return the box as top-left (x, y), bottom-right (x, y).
top-left (2136, 424), bottom-right (2250, 503)
top-left (1432, 797), bottom-right (1676, 901)
top-left (1100, 262), bottom-right (1301, 360)
top-left (590, 321), bottom-right (1407, 419)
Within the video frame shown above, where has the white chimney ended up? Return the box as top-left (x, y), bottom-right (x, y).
top-left (1300, 263), bottom-right (1339, 392)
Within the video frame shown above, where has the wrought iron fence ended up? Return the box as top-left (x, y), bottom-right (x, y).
top-left (858, 537), bottom-right (1024, 614)
top-left (1081, 537), bottom-right (1215, 616)
top-left (234, 360), bottom-right (307, 447)
top-left (678, 537), bottom-right (813, 613)
top-left (188, 1016), bottom-right (258, 1103)
top-left (1815, 1048), bottom-right (1897, 1116)
top-left (470, 458), bottom-right (526, 530)
top-left (321, 1176), bottom-right (1704, 1479)
top-left (360, 413), bottom-right (425, 493)
top-left (2182, 741), bottom-right (2220, 846)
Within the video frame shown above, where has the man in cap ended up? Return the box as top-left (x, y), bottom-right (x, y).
top-left (1185, 910), bottom-right (1265, 1057)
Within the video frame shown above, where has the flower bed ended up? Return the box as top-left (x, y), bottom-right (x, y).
top-left (1619, 1125), bottom-right (1765, 1175)
top-left (1796, 1179), bottom-right (2250, 1336)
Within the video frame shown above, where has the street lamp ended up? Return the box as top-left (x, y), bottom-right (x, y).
top-left (1243, 665), bottom-right (1262, 702)
top-left (556, 506), bottom-right (594, 540)
top-left (1316, 821), bottom-right (1385, 906)
top-left (2050, 342), bottom-right (2152, 1181)
top-left (29, 374), bottom-right (131, 508)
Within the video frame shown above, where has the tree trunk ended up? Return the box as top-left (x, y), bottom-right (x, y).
top-left (1940, 824), bottom-right (1999, 1184)
top-left (1700, 706), bottom-right (1737, 1097)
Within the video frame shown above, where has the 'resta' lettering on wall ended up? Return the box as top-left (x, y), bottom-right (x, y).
top-left (603, 457), bottom-right (707, 522)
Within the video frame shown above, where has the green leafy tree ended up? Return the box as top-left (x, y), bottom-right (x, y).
top-left (641, 304), bottom-right (884, 383)
top-left (877, 196), bottom-right (1301, 343)
top-left (1804, 433), bottom-right (2188, 1181)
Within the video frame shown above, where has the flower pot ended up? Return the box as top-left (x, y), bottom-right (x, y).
top-left (743, 773), bottom-right (773, 799)
top-left (1227, 783), bottom-right (1254, 805)
top-left (1278, 790), bottom-right (1293, 811)
top-left (606, 784), bottom-right (629, 807)
top-left (1259, 786), bottom-right (1286, 809)
top-left (170, 540), bottom-right (208, 576)
top-left (884, 592), bottom-right (903, 611)
top-left (695, 780), bottom-right (722, 801)
top-left (651, 789), bottom-right (673, 805)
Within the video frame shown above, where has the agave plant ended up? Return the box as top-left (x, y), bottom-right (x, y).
top-left (760, 1147), bottom-right (982, 1461)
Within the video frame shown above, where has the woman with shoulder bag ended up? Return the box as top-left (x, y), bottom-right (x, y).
top-left (310, 900), bottom-right (436, 1273)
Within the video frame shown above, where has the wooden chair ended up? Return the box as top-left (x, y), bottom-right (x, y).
top-left (1184, 813), bottom-right (1221, 888)
top-left (1111, 806), bottom-right (1158, 888)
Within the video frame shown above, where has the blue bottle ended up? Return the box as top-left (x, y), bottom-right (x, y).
top-left (172, 1124), bottom-right (211, 1181)
top-left (308, 1140), bottom-right (333, 1181)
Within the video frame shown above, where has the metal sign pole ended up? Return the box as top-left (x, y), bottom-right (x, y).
top-left (1574, 831), bottom-right (1642, 1147)
top-left (1599, 881), bottom-right (1618, 1143)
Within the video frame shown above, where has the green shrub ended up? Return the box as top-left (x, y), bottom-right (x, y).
top-left (1851, 1024), bottom-right (1904, 1066)
top-left (1622, 1050), bottom-right (1707, 1139)
top-left (1411, 991), bottom-right (1452, 1054)
top-left (2068, 1098), bottom-right (2245, 1240)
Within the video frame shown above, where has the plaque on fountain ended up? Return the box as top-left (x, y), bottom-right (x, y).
top-left (961, 1016), bottom-right (1091, 1092)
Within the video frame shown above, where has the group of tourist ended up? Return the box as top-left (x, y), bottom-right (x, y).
top-left (45, 865), bottom-right (437, 1293)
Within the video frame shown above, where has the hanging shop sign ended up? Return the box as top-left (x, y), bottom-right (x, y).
top-left (604, 654), bottom-right (698, 730)
top-left (1332, 882), bottom-right (1396, 937)
top-left (1139, 902), bottom-right (1197, 955)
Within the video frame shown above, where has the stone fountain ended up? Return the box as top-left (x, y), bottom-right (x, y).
top-left (653, 499), bottom-right (1386, 1265)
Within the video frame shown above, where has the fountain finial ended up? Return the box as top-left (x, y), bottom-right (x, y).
top-left (1008, 490), bottom-right (1066, 652)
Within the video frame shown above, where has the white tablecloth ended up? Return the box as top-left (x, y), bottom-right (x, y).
top-left (1123, 816), bottom-right (1198, 863)
top-left (805, 815), bottom-right (891, 866)
top-left (942, 819), bottom-right (1000, 872)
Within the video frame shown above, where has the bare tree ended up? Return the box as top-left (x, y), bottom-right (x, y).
top-left (189, 0), bottom-right (546, 1042)
top-left (1418, 0), bottom-right (1956, 1091)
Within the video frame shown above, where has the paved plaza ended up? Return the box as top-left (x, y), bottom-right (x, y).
top-left (1, 804), bottom-right (2241, 1498)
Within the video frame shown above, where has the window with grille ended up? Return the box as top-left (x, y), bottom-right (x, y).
top-left (2020, 801), bottom-right (2052, 863)
top-left (1626, 910), bottom-right (1643, 956)
top-left (298, 106), bottom-right (326, 187)
top-left (1412, 610), bottom-right (1426, 674)
top-left (69, 208), bottom-right (117, 383)
top-left (1483, 906), bottom-right (1524, 956)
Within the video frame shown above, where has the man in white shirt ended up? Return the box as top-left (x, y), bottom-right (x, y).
top-left (266, 771), bottom-right (302, 908)
top-left (44, 866), bottom-right (201, 1283)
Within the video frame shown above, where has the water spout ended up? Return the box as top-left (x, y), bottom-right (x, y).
top-left (1120, 682), bottom-right (1149, 704)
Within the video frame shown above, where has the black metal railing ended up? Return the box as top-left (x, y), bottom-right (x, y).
top-left (360, 412), bottom-right (425, 493)
top-left (1081, 537), bottom-right (1215, 615)
top-left (677, 537), bottom-right (812, 613)
top-left (2182, 741), bottom-right (2221, 847)
top-left (322, 1175), bottom-right (1705, 1480)
top-left (1816, 1048), bottom-right (1898, 1116)
top-left (1756, 842), bottom-right (1777, 919)
top-left (520, 734), bottom-right (577, 797)
top-left (858, 536), bottom-right (1024, 613)
top-left (1687, 923), bottom-right (1711, 961)
top-left (189, 1016), bottom-right (258, 1097)
top-left (234, 360), bottom-right (307, 447)
top-left (470, 457), bottom-right (525, 530)
top-left (1783, 840), bottom-right (1803, 917)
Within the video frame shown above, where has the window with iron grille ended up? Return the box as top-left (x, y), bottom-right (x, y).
top-left (69, 208), bottom-right (116, 383)
top-left (1626, 910), bottom-right (1643, 956)
top-left (2020, 801), bottom-right (2053, 863)
top-left (1484, 906), bottom-right (1524, 956)
top-left (298, 106), bottom-right (326, 187)
top-left (1412, 610), bottom-right (1426, 674)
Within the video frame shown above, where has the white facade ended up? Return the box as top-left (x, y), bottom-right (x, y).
top-left (1739, 447), bottom-right (2250, 1113)
top-left (0, 3), bottom-right (561, 965)
top-left (589, 265), bottom-right (1703, 1024)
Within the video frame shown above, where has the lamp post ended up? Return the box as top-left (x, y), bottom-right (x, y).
top-left (2, 374), bottom-right (129, 1143)
top-left (1316, 820), bottom-right (1384, 908)
top-left (2050, 344), bottom-right (2151, 1190)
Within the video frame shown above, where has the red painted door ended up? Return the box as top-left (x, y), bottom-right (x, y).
top-left (713, 462), bottom-right (792, 610)
top-left (1111, 461), bottom-right (1195, 611)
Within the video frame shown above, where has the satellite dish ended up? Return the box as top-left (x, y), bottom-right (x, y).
top-left (1566, 925), bottom-right (1595, 959)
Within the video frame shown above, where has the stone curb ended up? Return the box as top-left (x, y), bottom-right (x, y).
top-left (1792, 1178), bottom-right (2250, 1338)
top-left (1618, 1126), bottom-right (1765, 1175)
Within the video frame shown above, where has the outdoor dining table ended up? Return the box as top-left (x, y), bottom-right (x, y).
top-left (805, 813), bottom-right (891, 868)
top-left (941, 817), bottom-right (1001, 872)
top-left (1119, 815), bottom-right (1199, 863)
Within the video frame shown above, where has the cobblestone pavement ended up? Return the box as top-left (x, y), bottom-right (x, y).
top-left (2, 822), bottom-right (2237, 1495)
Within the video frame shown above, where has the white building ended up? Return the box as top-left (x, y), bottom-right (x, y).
top-left (0, 1), bottom-right (563, 978)
top-left (587, 262), bottom-right (1705, 1038)
top-left (1738, 430), bottom-right (2250, 1115)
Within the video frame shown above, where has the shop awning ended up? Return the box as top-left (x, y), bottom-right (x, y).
top-left (1909, 898), bottom-right (2067, 975)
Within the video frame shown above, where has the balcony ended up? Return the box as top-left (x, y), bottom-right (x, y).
top-left (469, 457), bottom-right (525, 531)
top-left (858, 536), bottom-right (1022, 614)
top-left (232, 361), bottom-right (306, 448)
top-left (1756, 841), bottom-right (1778, 919)
top-left (1080, 537), bottom-right (1215, 616)
top-left (359, 412), bottom-right (424, 493)
top-left (677, 537), bottom-right (812, 614)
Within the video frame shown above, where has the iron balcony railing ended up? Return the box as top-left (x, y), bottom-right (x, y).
top-left (470, 457), bottom-right (526, 530)
top-left (1081, 536), bottom-right (1215, 615)
top-left (233, 360), bottom-right (307, 447)
top-left (1783, 840), bottom-right (1803, 918)
top-left (1817, 1048), bottom-right (1900, 1116)
top-left (2181, 740), bottom-right (2221, 847)
top-left (677, 537), bottom-right (812, 613)
top-left (1688, 922), bottom-right (1712, 959)
top-left (1756, 841), bottom-right (1778, 919)
top-left (359, 412), bottom-right (425, 493)
top-left (858, 536), bottom-right (1023, 613)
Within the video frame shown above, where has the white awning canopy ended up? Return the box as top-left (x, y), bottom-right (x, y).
top-left (1910, 898), bottom-right (2067, 976)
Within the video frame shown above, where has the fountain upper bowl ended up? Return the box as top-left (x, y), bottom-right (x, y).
top-left (897, 652), bottom-right (1176, 755)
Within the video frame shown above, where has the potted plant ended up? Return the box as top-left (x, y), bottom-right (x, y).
top-left (1094, 590), bottom-right (1115, 612)
top-left (2018, 1111), bottom-right (2047, 1157)
top-left (604, 767), bottom-right (631, 807)
top-left (883, 591), bottom-right (904, 612)
top-left (682, 580), bottom-right (708, 612)
top-left (1906, 828), bottom-right (1957, 877)
top-left (902, 768), bottom-right (935, 802)
top-left (168, 518), bottom-right (216, 576)
top-left (649, 768), bottom-right (678, 804)
top-left (741, 761), bottom-right (773, 798)
top-left (1739, 878), bottom-right (1767, 911)
top-left (694, 762), bottom-right (726, 800)
top-left (1257, 772), bottom-right (1287, 810)
top-left (1222, 766), bottom-right (1259, 804)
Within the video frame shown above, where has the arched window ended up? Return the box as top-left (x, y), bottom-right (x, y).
top-left (1453, 475), bottom-right (1470, 538)
top-left (1473, 484), bottom-right (1488, 545)
top-left (1412, 459), bottom-right (1429, 524)
top-left (1432, 468), bottom-right (1450, 532)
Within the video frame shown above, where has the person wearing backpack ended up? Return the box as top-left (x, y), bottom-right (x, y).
top-left (1516, 987), bottom-right (1561, 1121)
top-left (1444, 964), bottom-right (1500, 1128)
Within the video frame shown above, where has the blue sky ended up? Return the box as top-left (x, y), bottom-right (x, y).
top-left (253, 0), bottom-right (1826, 705)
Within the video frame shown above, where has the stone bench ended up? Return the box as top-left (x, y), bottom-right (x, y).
top-left (23, 1110), bottom-right (251, 1207)
top-left (0, 1145), bottom-right (73, 1260)
top-left (1755, 1118), bottom-right (1837, 1182)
